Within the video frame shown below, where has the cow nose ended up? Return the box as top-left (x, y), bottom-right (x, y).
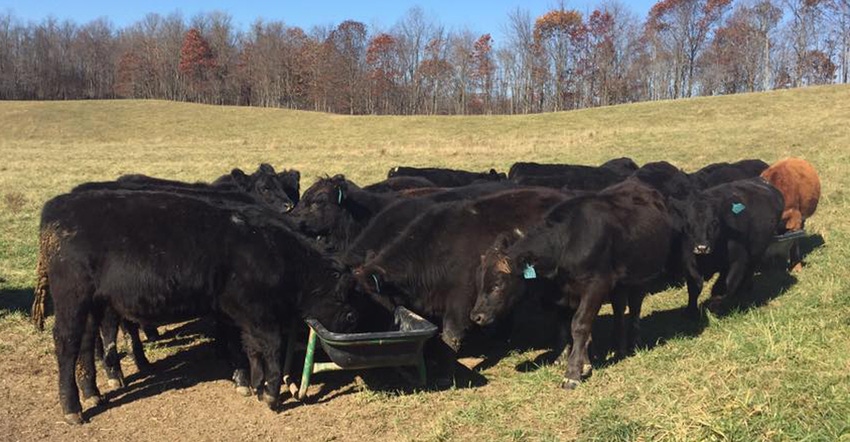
top-left (471, 313), bottom-right (487, 325)
top-left (693, 245), bottom-right (710, 254)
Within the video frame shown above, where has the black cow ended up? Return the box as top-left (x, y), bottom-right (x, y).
top-left (290, 175), bottom-right (399, 252)
top-left (513, 167), bottom-right (624, 191)
top-left (350, 188), bottom-right (575, 380)
top-left (508, 159), bottom-right (637, 182)
top-left (276, 169), bottom-right (302, 205)
top-left (689, 159), bottom-right (769, 190)
top-left (469, 179), bottom-right (673, 389)
top-left (363, 176), bottom-right (437, 193)
top-left (387, 166), bottom-right (506, 187)
top-left (342, 182), bottom-right (520, 268)
top-left (631, 161), bottom-right (697, 201)
top-left (600, 157), bottom-right (640, 176)
top-left (34, 190), bottom-right (358, 424)
top-left (674, 178), bottom-right (784, 317)
top-left (111, 163), bottom-right (295, 213)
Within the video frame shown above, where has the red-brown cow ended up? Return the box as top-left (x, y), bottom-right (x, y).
top-left (760, 157), bottom-right (821, 271)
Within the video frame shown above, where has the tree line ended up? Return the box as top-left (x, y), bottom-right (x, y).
top-left (1, 0), bottom-right (847, 114)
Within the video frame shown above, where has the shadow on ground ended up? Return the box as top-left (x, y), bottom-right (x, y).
top-left (0, 286), bottom-right (35, 316)
top-left (500, 260), bottom-right (799, 374)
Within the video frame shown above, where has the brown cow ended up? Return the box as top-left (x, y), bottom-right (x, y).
top-left (760, 157), bottom-right (821, 271)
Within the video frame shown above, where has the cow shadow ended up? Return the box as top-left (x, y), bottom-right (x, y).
top-left (0, 286), bottom-right (35, 316)
top-left (290, 342), bottom-right (489, 406)
top-left (510, 265), bottom-right (797, 373)
top-left (86, 338), bottom-right (235, 421)
top-left (799, 233), bottom-right (825, 257)
top-left (706, 267), bottom-right (797, 316)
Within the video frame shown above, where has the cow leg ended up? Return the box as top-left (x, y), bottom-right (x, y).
top-left (627, 291), bottom-right (645, 351)
top-left (100, 309), bottom-right (125, 389)
top-left (122, 320), bottom-right (151, 372)
top-left (723, 254), bottom-right (751, 300)
top-left (562, 280), bottom-right (607, 389)
top-left (684, 255), bottom-right (704, 319)
top-left (218, 320), bottom-right (250, 396)
top-left (54, 307), bottom-right (86, 424)
top-left (77, 310), bottom-right (104, 408)
top-left (610, 290), bottom-right (628, 359)
top-left (789, 240), bottom-right (803, 272)
top-left (553, 306), bottom-right (574, 366)
top-left (242, 328), bottom-right (282, 408)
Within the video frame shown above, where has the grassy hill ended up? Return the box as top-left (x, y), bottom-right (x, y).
top-left (1, 85), bottom-right (849, 441)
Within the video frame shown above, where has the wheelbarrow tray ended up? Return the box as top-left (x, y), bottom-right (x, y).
top-left (305, 306), bottom-right (438, 370)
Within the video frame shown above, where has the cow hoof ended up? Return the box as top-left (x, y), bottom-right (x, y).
top-left (83, 395), bottom-right (102, 408)
top-left (581, 364), bottom-right (593, 378)
top-left (790, 263), bottom-right (803, 272)
top-left (107, 377), bottom-right (124, 389)
top-left (561, 378), bottom-right (581, 390)
top-left (235, 386), bottom-right (252, 397)
top-left (63, 412), bottom-right (84, 425)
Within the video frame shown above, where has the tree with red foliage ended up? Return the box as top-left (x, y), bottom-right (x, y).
top-left (366, 33), bottom-right (399, 114)
top-left (471, 33), bottom-right (494, 113)
top-left (179, 28), bottom-right (216, 101)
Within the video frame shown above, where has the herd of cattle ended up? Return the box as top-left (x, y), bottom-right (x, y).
top-left (29, 156), bottom-right (821, 424)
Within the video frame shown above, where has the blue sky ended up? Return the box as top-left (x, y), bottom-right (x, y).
top-left (1, 1), bottom-right (656, 42)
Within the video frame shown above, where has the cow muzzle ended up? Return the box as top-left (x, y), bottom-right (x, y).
top-left (470, 312), bottom-right (493, 327)
top-left (693, 244), bottom-right (711, 255)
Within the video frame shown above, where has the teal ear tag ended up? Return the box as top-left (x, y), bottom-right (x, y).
top-left (337, 188), bottom-right (344, 205)
top-left (523, 264), bottom-right (537, 280)
top-left (731, 202), bottom-right (746, 215)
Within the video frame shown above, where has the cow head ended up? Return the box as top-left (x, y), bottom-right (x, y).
top-left (299, 257), bottom-right (360, 333)
top-left (682, 195), bottom-right (719, 255)
top-left (348, 263), bottom-right (400, 330)
top-left (276, 169), bottom-right (301, 206)
top-left (470, 231), bottom-right (529, 327)
top-left (290, 174), bottom-right (351, 239)
top-left (230, 164), bottom-right (295, 213)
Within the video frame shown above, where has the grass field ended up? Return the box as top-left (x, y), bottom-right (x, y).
top-left (1, 85), bottom-right (849, 441)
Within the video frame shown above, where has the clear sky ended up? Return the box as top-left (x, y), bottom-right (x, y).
top-left (0, 1), bottom-right (656, 42)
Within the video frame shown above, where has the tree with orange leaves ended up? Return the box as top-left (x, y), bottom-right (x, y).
top-left (533, 8), bottom-right (587, 110)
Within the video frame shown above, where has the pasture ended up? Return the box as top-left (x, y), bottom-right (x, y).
top-left (1, 85), bottom-right (849, 441)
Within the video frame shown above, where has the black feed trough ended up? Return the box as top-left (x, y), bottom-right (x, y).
top-left (764, 229), bottom-right (806, 261)
top-left (284, 306), bottom-right (438, 400)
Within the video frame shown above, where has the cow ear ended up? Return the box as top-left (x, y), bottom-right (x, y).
top-left (722, 193), bottom-right (750, 232)
top-left (517, 253), bottom-right (556, 279)
top-left (230, 169), bottom-right (250, 188)
top-left (258, 163), bottom-right (276, 175)
top-left (353, 265), bottom-right (386, 295)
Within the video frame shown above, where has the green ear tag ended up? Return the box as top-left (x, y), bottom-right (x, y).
top-left (371, 274), bottom-right (381, 293)
top-left (731, 202), bottom-right (746, 215)
top-left (523, 264), bottom-right (537, 280)
top-left (337, 188), bottom-right (344, 205)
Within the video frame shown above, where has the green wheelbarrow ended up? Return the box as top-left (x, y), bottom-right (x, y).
top-left (282, 306), bottom-right (438, 400)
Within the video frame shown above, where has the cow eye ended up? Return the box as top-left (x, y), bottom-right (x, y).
top-left (331, 270), bottom-right (341, 279)
top-left (345, 312), bottom-right (357, 323)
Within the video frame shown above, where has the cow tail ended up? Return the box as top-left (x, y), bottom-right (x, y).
top-left (31, 227), bottom-right (55, 331)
